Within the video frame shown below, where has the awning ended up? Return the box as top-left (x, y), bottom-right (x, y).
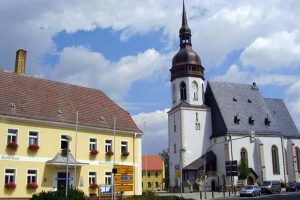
top-left (183, 151), bottom-right (216, 171)
top-left (46, 153), bottom-right (88, 167)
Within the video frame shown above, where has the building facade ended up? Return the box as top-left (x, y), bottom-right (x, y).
top-left (142, 155), bottom-right (165, 191)
top-left (0, 52), bottom-right (143, 199)
top-left (168, 2), bottom-right (300, 191)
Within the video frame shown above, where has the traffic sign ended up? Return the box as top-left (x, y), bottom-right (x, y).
top-left (115, 175), bottom-right (133, 184)
top-left (225, 160), bottom-right (238, 176)
top-left (115, 184), bottom-right (133, 191)
top-left (114, 165), bottom-right (133, 174)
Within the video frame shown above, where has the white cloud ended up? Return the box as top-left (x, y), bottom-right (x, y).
top-left (133, 109), bottom-right (169, 154)
top-left (286, 80), bottom-right (300, 130)
top-left (213, 64), bottom-right (249, 83)
top-left (240, 31), bottom-right (300, 71)
top-left (48, 46), bottom-right (170, 101)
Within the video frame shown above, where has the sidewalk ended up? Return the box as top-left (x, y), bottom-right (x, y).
top-left (157, 191), bottom-right (239, 200)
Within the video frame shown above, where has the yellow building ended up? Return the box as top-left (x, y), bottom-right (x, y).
top-left (0, 50), bottom-right (143, 199)
top-left (142, 155), bottom-right (165, 191)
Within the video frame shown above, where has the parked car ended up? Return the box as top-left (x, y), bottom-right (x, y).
top-left (286, 182), bottom-right (300, 192)
top-left (240, 185), bottom-right (261, 197)
top-left (260, 180), bottom-right (281, 194)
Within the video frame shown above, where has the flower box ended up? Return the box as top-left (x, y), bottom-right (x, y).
top-left (5, 182), bottom-right (16, 190)
top-left (89, 183), bottom-right (98, 189)
top-left (121, 151), bottom-right (129, 156)
top-left (90, 149), bottom-right (99, 155)
top-left (27, 182), bottom-right (38, 189)
top-left (7, 142), bottom-right (18, 150)
top-left (106, 151), bottom-right (114, 156)
top-left (28, 144), bottom-right (39, 151)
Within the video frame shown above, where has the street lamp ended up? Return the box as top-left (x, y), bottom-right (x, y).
top-left (65, 135), bottom-right (72, 198)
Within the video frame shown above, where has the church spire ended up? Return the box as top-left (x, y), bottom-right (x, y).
top-left (179, 0), bottom-right (192, 48)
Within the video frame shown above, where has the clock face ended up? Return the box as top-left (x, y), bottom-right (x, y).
top-left (192, 81), bottom-right (197, 89)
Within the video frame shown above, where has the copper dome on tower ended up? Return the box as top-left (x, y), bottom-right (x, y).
top-left (170, 0), bottom-right (204, 81)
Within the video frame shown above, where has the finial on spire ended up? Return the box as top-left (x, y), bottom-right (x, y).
top-left (182, 0), bottom-right (188, 27)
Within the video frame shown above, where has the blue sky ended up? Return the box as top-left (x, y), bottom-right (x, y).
top-left (0, 0), bottom-right (300, 154)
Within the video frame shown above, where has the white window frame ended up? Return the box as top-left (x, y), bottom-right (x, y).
top-left (120, 141), bottom-right (128, 153)
top-left (27, 169), bottom-right (38, 184)
top-left (28, 131), bottom-right (39, 145)
top-left (60, 134), bottom-right (70, 150)
top-left (89, 138), bottom-right (97, 151)
top-left (4, 168), bottom-right (16, 184)
top-left (7, 128), bottom-right (18, 144)
top-left (89, 171), bottom-right (97, 185)
top-left (105, 171), bottom-right (112, 185)
top-left (105, 140), bottom-right (112, 152)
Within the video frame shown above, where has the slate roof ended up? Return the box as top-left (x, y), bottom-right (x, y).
top-left (46, 153), bottom-right (88, 166)
top-left (142, 155), bottom-right (164, 171)
top-left (206, 81), bottom-right (299, 138)
top-left (0, 70), bottom-right (142, 133)
top-left (264, 98), bottom-right (299, 138)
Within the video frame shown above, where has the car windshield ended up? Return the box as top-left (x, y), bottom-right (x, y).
top-left (262, 181), bottom-right (271, 186)
top-left (244, 186), bottom-right (254, 189)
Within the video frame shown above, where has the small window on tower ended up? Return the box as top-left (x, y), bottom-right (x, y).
top-left (265, 117), bottom-right (271, 126)
top-left (174, 143), bottom-right (177, 154)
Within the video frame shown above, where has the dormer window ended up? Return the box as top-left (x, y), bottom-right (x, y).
top-left (233, 97), bottom-right (237, 102)
top-left (265, 117), bottom-right (271, 126)
top-left (248, 116), bottom-right (254, 125)
top-left (234, 115), bottom-right (240, 125)
top-left (248, 99), bottom-right (252, 103)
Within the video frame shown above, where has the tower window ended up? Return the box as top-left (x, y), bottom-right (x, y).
top-left (174, 143), bottom-right (177, 154)
top-left (180, 82), bottom-right (187, 101)
top-left (248, 99), bottom-right (252, 103)
top-left (234, 115), bottom-right (240, 125)
top-left (192, 81), bottom-right (198, 101)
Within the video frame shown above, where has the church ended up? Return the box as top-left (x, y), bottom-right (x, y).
top-left (168, 1), bottom-right (300, 191)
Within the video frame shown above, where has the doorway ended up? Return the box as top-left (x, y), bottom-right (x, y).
top-left (211, 180), bottom-right (216, 191)
top-left (57, 172), bottom-right (70, 190)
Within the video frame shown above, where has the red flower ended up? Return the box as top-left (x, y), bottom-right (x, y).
top-left (106, 151), bottom-right (114, 156)
top-left (7, 142), bottom-right (18, 150)
top-left (89, 183), bottom-right (98, 189)
top-left (28, 144), bottom-right (39, 151)
top-left (122, 151), bottom-right (129, 156)
top-left (27, 182), bottom-right (38, 189)
top-left (90, 149), bottom-right (99, 155)
top-left (5, 182), bottom-right (16, 190)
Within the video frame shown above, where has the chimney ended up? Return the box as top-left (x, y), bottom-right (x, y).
top-left (15, 49), bottom-right (27, 74)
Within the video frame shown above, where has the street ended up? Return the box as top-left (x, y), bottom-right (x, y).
top-left (229, 192), bottom-right (300, 200)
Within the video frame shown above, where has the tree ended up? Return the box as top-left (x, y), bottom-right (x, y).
top-left (159, 149), bottom-right (169, 189)
top-left (238, 158), bottom-right (250, 180)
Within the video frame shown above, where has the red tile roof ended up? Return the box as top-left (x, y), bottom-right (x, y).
top-left (142, 155), bottom-right (164, 171)
top-left (0, 70), bottom-right (142, 133)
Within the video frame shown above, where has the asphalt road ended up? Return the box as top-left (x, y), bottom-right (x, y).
top-left (222, 192), bottom-right (300, 200)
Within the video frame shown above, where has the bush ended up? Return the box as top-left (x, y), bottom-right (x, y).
top-left (31, 187), bottom-right (89, 200)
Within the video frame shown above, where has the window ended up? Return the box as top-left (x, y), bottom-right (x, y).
top-left (272, 145), bottom-right (280, 174)
top-left (27, 170), bottom-right (37, 184)
top-left (196, 113), bottom-right (198, 122)
top-left (265, 117), bottom-right (271, 126)
top-left (240, 148), bottom-right (248, 165)
top-left (248, 99), bottom-right (252, 103)
top-left (89, 172), bottom-right (97, 185)
top-left (155, 172), bottom-right (158, 177)
top-left (29, 131), bottom-right (38, 145)
top-left (61, 135), bottom-right (69, 149)
top-left (234, 115), bottom-right (240, 125)
top-left (147, 172), bottom-right (151, 177)
top-left (296, 147), bottom-right (300, 172)
top-left (155, 182), bottom-right (159, 188)
top-left (248, 116), bottom-right (254, 125)
top-left (174, 115), bottom-right (176, 132)
top-left (147, 182), bottom-right (151, 188)
top-left (121, 141), bottom-right (128, 153)
top-left (180, 82), bottom-right (187, 101)
top-left (105, 172), bottom-right (111, 185)
top-left (174, 143), bottom-right (177, 154)
top-left (192, 81), bottom-right (198, 101)
top-left (105, 140), bottom-right (112, 152)
top-left (89, 138), bottom-right (97, 151)
top-left (7, 129), bottom-right (18, 144)
top-left (195, 122), bottom-right (200, 130)
top-left (5, 169), bottom-right (15, 184)
top-left (233, 97), bottom-right (237, 102)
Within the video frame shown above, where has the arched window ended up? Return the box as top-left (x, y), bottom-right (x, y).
top-left (180, 82), bottom-right (187, 101)
top-left (296, 147), bottom-right (300, 172)
top-left (272, 145), bottom-right (280, 174)
top-left (192, 81), bottom-right (198, 101)
top-left (240, 148), bottom-right (248, 165)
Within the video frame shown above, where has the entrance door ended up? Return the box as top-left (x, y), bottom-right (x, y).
top-left (211, 180), bottom-right (216, 191)
top-left (57, 172), bottom-right (70, 190)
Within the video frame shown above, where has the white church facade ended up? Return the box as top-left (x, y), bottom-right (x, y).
top-left (168, 1), bottom-right (300, 191)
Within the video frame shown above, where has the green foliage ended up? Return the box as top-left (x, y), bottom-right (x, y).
top-left (31, 187), bottom-right (89, 200)
top-left (159, 149), bottom-right (169, 189)
top-left (238, 158), bottom-right (250, 180)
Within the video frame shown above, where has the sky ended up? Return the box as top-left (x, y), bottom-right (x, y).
top-left (0, 0), bottom-right (300, 155)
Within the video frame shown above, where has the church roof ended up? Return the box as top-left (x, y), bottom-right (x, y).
top-left (206, 81), bottom-right (299, 138)
top-left (0, 70), bottom-right (142, 134)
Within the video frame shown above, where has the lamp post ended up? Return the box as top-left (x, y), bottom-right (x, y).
top-left (65, 135), bottom-right (72, 199)
top-left (180, 148), bottom-right (186, 198)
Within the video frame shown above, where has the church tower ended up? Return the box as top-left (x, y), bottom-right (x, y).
top-left (170, 0), bottom-right (205, 108)
top-left (168, 0), bottom-right (212, 188)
